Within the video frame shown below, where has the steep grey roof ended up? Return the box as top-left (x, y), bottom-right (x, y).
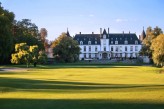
top-left (103, 29), bottom-right (107, 35)
top-left (74, 33), bottom-right (141, 45)
top-left (74, 34), bottom-right (101, 45)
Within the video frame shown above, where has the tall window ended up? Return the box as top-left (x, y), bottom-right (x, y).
top-left (84, 53), bottom-right (86, 58)
top-left (104, 46), bottom-right (106, 51)
top-left (95, 53), bottom-right (97, 58)
top-left (116, 46), bottom-right (119, 52)
top-left (84, 46), bottom-right (86, 52)
top-left (89, 46), bottom-right (91, 51)
top-left (95, 46), bottom-right (97, 52)
top-left (88, 41), bottom-right (91, 45)
top-left (135, 46), bottom-right (138, 51)
top-left (111, 46), bottom-right (113, 51)
top-left (111, 41), bottom-right (113, 44)
top-left (130, 46), bottom-right (133, 51)
top-left (125, 46), bottom-right (127, 51)
top-left (120, 46), bottom-right (122, 52)
top-left (80, 41), bottom-right (83, 45)
top-left (89, 53), bottom-right (91, 58)
top-left (95, 41), bottom-right (97, 44)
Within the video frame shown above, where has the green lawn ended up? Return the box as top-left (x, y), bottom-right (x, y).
top-left (0, 64), bottom-right (164, 109)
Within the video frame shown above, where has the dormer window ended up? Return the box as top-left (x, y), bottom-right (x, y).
top-left (115, 41), bottom-right (118, 44)
top-left (103, 35), bottom-right (106, 39)
top-left (135, 40), bottom-right (138, 44)
top-left (124, 40), bottom-right (128, 44)
top-left (80, 41), bottom-right (83, 45)
top-left (88, 41), bottom-right (91, 45)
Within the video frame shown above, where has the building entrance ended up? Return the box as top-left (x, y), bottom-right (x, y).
top-left (102, 53), bottom-right (107, 59)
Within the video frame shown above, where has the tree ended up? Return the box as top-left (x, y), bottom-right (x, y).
top-left (140, 26), bottom-right (163, 58)
top-left (52, 33), bottom-right (80, 63)
top-left (39, 28), bottom-right (49, 51)
top-left (38, 51), bottom-right (47, 64)
top-left (39, 28), bottom-right (47, 42)
top-left (12, 19), bottom-right (44, 50)
top-left (11, 43), bottom-right (38, 67)
top-left (151, 34), bottom-right (164, 67)
top-left (0, 3), bottom-right (15, 64)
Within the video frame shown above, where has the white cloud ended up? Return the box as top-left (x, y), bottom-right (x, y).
top-left (89, 14), bottom-right (94, 17)
top-left (115, 18), bottom-right (128, 23)
top-left (115, 18), bottom-right (137, 23)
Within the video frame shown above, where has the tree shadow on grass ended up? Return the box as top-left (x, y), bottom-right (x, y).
top-left (0, 77), bottom-right (164, 93)
top-left (34, 64), bottom-right (139, 69)
top-left (0, 98), bottom-right (164, 109)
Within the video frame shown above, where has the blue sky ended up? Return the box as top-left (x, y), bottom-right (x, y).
top-left (1, 0), bottom-right (164, 40)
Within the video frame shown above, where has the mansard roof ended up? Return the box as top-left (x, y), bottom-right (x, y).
top-left (74, 34), bottom-right (101, 45)
top-left (74, 33), bottom-right (141, 45)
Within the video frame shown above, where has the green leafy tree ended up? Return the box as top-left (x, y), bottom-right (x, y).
top-left (151, 34), bottom-right (164, 67)
top-left (52, 33), bottom-right (80, 63)
top-left (38, 51), bottom-right (47, 64)
top-left (0, 4), bottom-right (15, 64)
top-left (11, 43), bottom-right (39, 67)
top-left (12, 19), bottom-right (44, 50)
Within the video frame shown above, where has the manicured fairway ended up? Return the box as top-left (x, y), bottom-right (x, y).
top-left (0, 65), bottom-right (164, 109)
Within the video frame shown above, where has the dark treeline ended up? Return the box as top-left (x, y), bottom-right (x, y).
top-left (0, 3), bottom-right (48, 65)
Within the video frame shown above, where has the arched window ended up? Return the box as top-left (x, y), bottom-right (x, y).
top-left (135, 40), bottom-right (138, 44)
top-left (80, 41), bottom-right (83, 45)
top-left (88, 41), bottom-right (91, 45)
top-left (124, 40), bottom-right (128, 44)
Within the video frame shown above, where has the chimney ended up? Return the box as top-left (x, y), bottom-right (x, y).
top-left (79, 32), bottom-right (81, 35)
top-left (92, 32), bottom-right (94, 34)
top-left (108, 28), bottom-right (109, 34)
top-left (100, 28), bottom-right (102, 37)
top-left (108, 28), bottom-right (109, 37)
top-left (123, 31), bottom-right (124, 36)
top-left (129, 31), bottom-right (130, 34)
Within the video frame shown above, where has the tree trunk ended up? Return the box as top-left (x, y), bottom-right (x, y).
top-left (26, 62), bottom-right (29, 68)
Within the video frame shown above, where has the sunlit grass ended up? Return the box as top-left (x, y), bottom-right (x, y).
top-left (0, 65), bottom-right (164, 109)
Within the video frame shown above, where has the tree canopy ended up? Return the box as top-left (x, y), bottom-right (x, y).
top-left (11, 43), bottom-right (38, 67)
top-left (140, 26), bottom-right (163, 58)
top-left (0, 4), bottom-right (15, 64)
top-left (52, 33), bottom-right (80, 63)
top-left (12, 19), bottom-right (44, 50)
top-left (151, 34), bottom-right (164, 67)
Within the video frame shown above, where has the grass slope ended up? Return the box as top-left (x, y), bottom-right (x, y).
top-left (0, 65), bottom-right (164, 109)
